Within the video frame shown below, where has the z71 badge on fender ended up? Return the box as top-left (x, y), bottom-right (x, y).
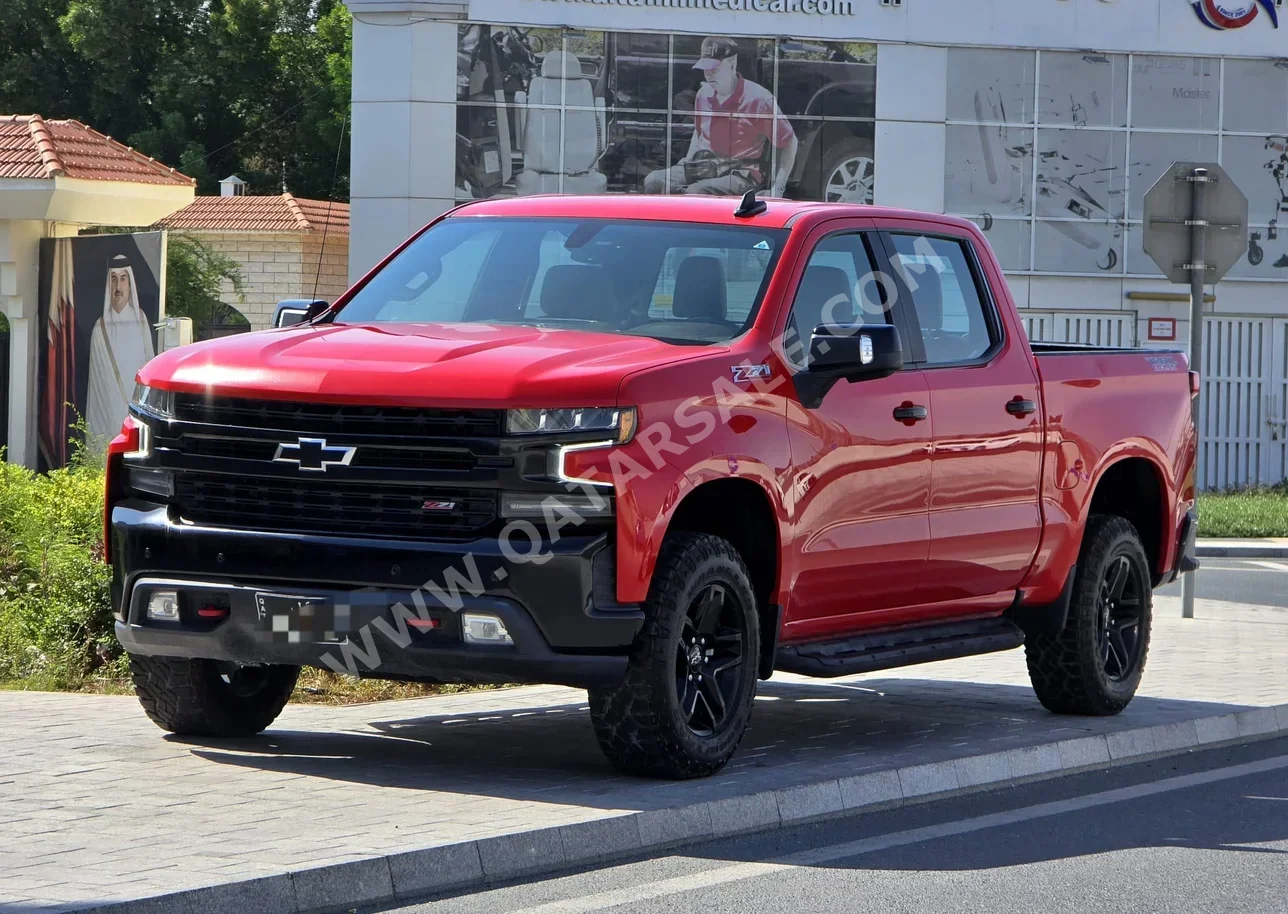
top-left (730, 364), bottom-right (772, 384)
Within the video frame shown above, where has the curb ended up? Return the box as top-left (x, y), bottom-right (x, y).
top-left (75, 703), bottom-right (1288, 914)
top-left (1195, 542), bottom-right (1288, 559)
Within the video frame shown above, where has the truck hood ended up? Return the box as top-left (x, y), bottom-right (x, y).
top-left (137, 322), bottom-right (707, 406)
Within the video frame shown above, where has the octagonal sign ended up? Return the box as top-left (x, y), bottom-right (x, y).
top-left (1143, 162), bottom-right (1249, 285)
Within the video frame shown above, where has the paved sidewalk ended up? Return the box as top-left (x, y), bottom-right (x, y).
top-left (1196, 537), bottom-right (1288, 558)
top-left (1, 595), bottom-right (1285, 914)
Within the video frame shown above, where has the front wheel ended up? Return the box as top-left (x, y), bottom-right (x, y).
top-left (588, 532), bottom-right (759, 779)
top-left (1025, 515), bottom-right (1152, 715)
top-left (819, 138), bottom-right (875, 204)
top-left (129, 655), bottom-right (299, 737)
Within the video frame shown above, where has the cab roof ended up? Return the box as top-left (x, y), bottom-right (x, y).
top-left (446, 194), bottom-right (975, 233)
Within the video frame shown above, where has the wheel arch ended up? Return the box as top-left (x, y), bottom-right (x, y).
top-left (660, 477), bottom-right (782, 678)
top-left (1084, 453), bottom-right (1172, 583)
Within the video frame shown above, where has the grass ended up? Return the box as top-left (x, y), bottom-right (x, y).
top-left (1197, 483), bottom-right (1288, 539)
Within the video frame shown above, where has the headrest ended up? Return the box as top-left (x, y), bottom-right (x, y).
top-left (540, 264), bottom-right (615, 320)
top-left (540, 49), bottom-right (582, 80)
top-left (796, 265), bottom-right (854, 326)
top-left (672, 256), bottom-right (727, 321)
top-left (908, 264), bottom-right (943, 330)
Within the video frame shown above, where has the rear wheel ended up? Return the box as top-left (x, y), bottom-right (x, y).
top-left (129, 655), bottom-right (299, 737)
top-left (1025, 515), bottom-right (1152, 715)
top-left (589, 532), bottom-right (759, 779)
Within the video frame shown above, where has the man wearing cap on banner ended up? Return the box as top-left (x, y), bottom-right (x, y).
top-left (86, 253), bottom-right (155, 443)
top-left (644, 36), bottom-right (798, 197)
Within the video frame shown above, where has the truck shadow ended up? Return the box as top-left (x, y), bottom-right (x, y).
top-left (180, 678), bottom-right (1257, 812)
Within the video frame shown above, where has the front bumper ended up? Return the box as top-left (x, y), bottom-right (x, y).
top-left (111, 501), bottom-right (643, 689)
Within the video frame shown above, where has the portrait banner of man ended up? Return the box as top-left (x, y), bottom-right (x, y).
top-left (37, 232), bottom-right (164, 468)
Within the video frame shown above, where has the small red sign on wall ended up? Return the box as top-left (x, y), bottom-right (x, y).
top-left (1148, 318), bottom-right (1177, 341)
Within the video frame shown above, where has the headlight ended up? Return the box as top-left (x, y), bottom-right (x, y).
top-left (132, 383), bottom-right (175, 419)
top-left (505, 407), bottom-right (636, 443)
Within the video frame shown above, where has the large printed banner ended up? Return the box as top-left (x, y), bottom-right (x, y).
top-left (37, 232), bottom-right (164, 468)
top-left (455, 27), bottom-right (876, 204)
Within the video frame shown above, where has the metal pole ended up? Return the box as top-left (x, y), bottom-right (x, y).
top-left (1181, 167), bottom-right (1209, 621)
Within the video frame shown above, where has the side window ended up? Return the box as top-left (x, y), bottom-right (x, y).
top-left (888, 234), bottom-right (995, 365)
top-left (783, 233), bottom-right (883, 368)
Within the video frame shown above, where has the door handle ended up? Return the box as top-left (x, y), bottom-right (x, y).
top-left (1006, 398), bottom-right (1038, 417)
top-left (893, 404), bottom-right (929, 423)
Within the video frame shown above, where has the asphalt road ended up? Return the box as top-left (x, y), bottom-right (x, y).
top-left (374, 737), bottom-right (1288, 914)
top-left (1157, 558), bottom-right (1288, 608)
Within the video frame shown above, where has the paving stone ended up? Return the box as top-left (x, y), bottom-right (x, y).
top-left (708, 792), bottom-right (780, 835)
top-left (291, 857), bottom-right (393, 913)
top-left (475, 827), bottom-right (566, 881)
top-left (897, 761), bottom-right (960, 798)
top-left (1194, 713), bottom-right (1239, 744)
top-left (775, 780), bottom-right (844, 822)
top-left (636, 803), bottom-right (713, 848)
top-left (838, 769), bottom-right (903, 810)
top-left (1055, 735), bottom-right (1111, 769)
top-left (387, 842), bottom-right (482, 898)
top-left (953, 751), bottom-right (1011, 788)
top-left (1105, 727), bottom-right (1157, 760)
top-left (1, 598), bottom-right (1284, 913)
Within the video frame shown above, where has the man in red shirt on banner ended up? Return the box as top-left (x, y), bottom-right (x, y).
top-left (644, 36), bottom-right (798, 196)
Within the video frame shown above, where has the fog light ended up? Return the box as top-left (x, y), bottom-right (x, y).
top-left (500, 492), bottom-right (613, 519)
top-left (147, 590), bottom-right (181, 621)
top-left (461, 613), bottom-right (513, 646)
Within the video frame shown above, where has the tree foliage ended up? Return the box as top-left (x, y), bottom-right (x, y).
top-left (165, 234), bottom-right (250, 338)
top-left (0, 0), bottom-right (351, 200)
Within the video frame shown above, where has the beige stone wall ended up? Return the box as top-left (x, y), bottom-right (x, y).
top-left (301, 235), bottom-right (351, 308)
top-left (183, 231), bottom-right (349, 332)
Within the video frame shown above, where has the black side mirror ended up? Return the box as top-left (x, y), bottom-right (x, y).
top-left (794, 323), bottom-right (904, 409)
top-left (273, 299), bottom-right (329, 329)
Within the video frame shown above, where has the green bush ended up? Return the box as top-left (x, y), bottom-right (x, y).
top-left (0, 450), bottom-right (122, 691)
top-left (1198, 483), bottom-right (1288, 539)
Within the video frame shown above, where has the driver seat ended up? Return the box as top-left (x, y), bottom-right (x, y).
top-left (515, 50), bottom-right (608, 195)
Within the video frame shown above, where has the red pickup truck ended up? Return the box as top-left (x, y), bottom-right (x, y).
top-left (108, 193), bottom-right (1198, 779)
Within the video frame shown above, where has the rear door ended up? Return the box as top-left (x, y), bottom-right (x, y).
top-left (780, 221), bottom-right (934, 638)
top-left (879, 228), bottom-right (1043, 606)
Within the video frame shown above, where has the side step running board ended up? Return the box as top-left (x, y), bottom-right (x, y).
top-left (775, 616), bottom-right (1025, 679)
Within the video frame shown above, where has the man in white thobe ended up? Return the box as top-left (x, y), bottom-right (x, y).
top-left (86, 254), bottom-right (155, 443)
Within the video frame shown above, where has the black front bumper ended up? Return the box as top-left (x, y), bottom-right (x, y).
top-left (111, 501), bottom-right (643, 689)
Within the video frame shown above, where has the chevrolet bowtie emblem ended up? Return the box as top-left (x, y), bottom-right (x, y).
top-left (272, 437), bottom-right (356, 472)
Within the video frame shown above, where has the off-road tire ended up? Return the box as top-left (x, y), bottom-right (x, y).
top-left (588, 532), bottom-right (760, 779)
top-left (1025, 515), bottom-right (1152, 715)
top-left (129, 654), bottom-right (299, 737)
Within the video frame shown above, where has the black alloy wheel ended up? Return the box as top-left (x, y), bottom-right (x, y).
top-left (1097, 555), bottom-right (1145, 682)
top-left (676, 584), bottom-right (750, 737)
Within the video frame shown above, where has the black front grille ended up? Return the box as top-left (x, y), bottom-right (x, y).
top-left (173, 394), bottom-right (504, 438)
top-left (169, 435), bottom-right (481, 473)
top-left (175, 472), bottom-right (497, 540)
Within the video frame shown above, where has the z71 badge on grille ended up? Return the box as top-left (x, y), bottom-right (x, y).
top-left (422, 500), bottom-right (458, 511)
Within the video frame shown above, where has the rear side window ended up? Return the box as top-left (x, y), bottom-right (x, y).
top-left (888, 234), bottom-right (995, 365)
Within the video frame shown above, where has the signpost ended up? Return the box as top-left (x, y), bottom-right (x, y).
top-left (1142, 162), bottom-right (1249, 620)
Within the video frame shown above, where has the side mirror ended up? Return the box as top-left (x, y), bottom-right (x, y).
top-left (273, 299), bottom-right (328, 329)
top-left (795, 323), bottom-right (904, 409)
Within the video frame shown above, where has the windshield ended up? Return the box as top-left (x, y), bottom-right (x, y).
top-left (334, 217), bottom-right (786, 344)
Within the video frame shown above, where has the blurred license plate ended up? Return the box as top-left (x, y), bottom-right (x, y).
top-left (255, 592), bottom-right (347, 643)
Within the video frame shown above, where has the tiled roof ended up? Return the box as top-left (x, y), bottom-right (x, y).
top-left (156, 193), bottom-right (350, 235)
top-left (0, 114), bottom-right (194, 185)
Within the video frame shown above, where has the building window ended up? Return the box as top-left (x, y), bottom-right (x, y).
top-left (453, 26), bottom-right (876, 204)
top-left (946, 49), bottom-right (1286, 281)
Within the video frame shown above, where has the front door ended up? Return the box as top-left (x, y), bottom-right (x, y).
top-left (881, 229), bottom-right (1043, 605)
top-left (782, 226), bottom-right (933, 640)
